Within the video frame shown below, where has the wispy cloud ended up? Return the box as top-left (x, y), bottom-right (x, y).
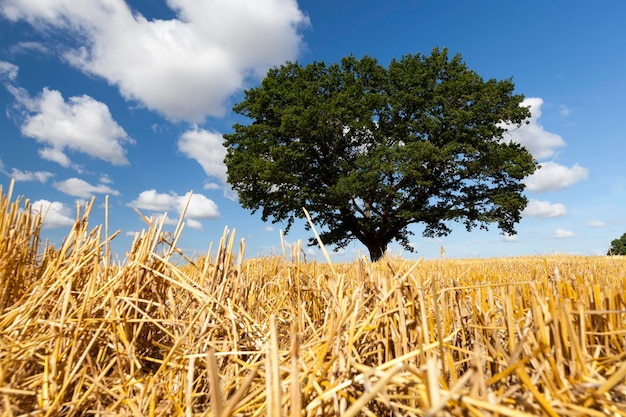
top-left (0, 60), bottom-right (18, 81)
top-left (553, 228), bottom-right (575, 239)
top-left (559, 105), bottom-right (572, 116)
top-left (8, 41), bottom-right (49, 55)
top-left (587, 220), bottom-right (605, 228)
top-left (10, 168), bottom-right (53, 183)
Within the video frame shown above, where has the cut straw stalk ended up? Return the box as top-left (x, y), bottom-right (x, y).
top-left (290, 323), bottom-right (301, 417)
top-left (341, 363), bottom-right (403, 417)
top-left (266, 315), bottom-right (282, 417)
top-left (2, 182), bottom-right (626, 416)
top-left (206, 348), bottom-right (222, 417)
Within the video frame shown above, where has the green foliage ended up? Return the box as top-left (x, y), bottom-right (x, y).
top-left (608, 232), bottom-right (626, 255)
top-left (224, 48), bottom-right (537, 261)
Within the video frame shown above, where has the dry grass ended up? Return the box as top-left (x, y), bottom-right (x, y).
top-left (1, 180), bottom-right (626, 416)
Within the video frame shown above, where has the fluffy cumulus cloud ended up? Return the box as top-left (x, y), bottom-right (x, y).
top-left (524, 161), bottom-right (588, 193)
top-left (502, 98), bottom-right (589, 210)
top-left (128, 189), bottom-right (220, 229)
top-left (178, 128), bottom-right (227, 184)
top-left (1, 0), bottom-right (309, 122)
top-left (31, 199), bottom-right (75, 228)
top-left (9, 87), bottom-right (133, 167)
top-left (522, 199), bottom-right (567, 218)
top-left (129, 190), bottom-right (176, 212)
top-left (183, 193), bottom-right (221, 220)
top-left (54, 177), bottom-right (120, 198)
top-left (185, 219), bottom-right (203, 230)
top-left (502, 98), bottom-right (566, 160)
top-left (178, 128), bottom-right (238, 198)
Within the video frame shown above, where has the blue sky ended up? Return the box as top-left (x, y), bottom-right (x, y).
top-left (0, 0), bottom-right (624, 261)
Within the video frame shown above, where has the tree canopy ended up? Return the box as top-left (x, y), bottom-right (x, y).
top-left (224, 48), bottom-right (537, 261)
top-left (608, 232), bottom-right (626, 255)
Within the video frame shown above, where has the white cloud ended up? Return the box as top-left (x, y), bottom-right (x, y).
top-left (129, 189), bottom-right (220, 222)
top-left (8, 41), bottom-right (48, 55)
top-left (524, 161), bottom-right (588, 192)
top-left (31, 199), bottom-right (75, 228)
top-left (502, 233), bottom-right (517, 242)
top-left (54, 177), bottom-right (120, 198)
top-left (178, 129), bottom-right (227, 184)
top-left (37, 147), bottom-right (73, 168)
top-left (179, 128), bottom-right (238, 199)
top-left (129, 189), bottom-right (175, 212)
top-left (1, 0), bottom-right (309, 122)
top-left (99, 175), bottom-right (112, 184)
top-left (203, 183), bottom-right (222, 190)
top-left (559, 105), bottom-right (572, 116)
top-left (264, 226), bottom-right (275, 232)
top-left (502, 98), bottom-right (566, 160)
top-left (0, 60), bottom-right (18, 81)
top-left (553, 228), bottom-right (575, 239)
top-left (185, 219), bottom-right (203, 230)
top-left (522, 199), bottom-right (567, 218)
top-left (182, 193), bottom-right (220, 219)
top-left (11, 87), bottom-right (133, 167)
top-left (587, 220), bottom-right (605, 228)
top-left (10, 168), bottom-right (53, 183)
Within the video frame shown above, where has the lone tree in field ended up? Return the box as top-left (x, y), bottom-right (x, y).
top-left (224, 48), bottom-right (537, 261)
top-left (607, 232), bottom-right (626, 255)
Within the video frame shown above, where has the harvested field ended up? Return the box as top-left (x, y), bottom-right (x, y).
top-left (1, 180), bottom-right (626, 417)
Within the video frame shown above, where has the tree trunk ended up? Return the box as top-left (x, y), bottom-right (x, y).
top-left (365, 242), bottom-right (387, 262)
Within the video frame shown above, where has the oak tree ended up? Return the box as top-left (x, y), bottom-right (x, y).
top-left (224, 48), bottom-right (537, 261)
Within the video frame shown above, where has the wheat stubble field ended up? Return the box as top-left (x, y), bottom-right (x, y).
top-left (1, 180), bottom-right (626, 417)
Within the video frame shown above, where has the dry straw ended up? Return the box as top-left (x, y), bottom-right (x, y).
top-left (1, 179), bottom-right (626, 416)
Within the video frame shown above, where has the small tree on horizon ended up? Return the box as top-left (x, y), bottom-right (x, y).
top-left (607, 232), bottom-right (626, 255)
top-left (224, 48), bottom-right (538, 261)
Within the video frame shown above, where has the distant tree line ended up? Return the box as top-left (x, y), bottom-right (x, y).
top-left (608, 232), bottom-right (626, 255)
